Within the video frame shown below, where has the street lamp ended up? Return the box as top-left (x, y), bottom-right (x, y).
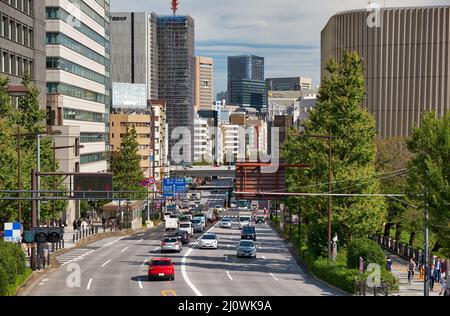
top-left (299, 131), bottom-right (336, 265)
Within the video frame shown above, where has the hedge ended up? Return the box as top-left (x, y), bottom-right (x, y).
top-left (347, 238), bottom-right (386, 269)
top-left (0, 241), bottom-right (27, 296)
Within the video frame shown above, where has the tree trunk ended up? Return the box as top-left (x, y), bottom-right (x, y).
top-left (384, 223), bottom-right (394, 237)
top-left (395, 223), bottom-right (402, 241)
top-left (409, 231), bottom-right (416, 246)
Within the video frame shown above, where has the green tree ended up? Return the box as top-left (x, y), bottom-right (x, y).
top-left (406, 112), bottom-right (450, 254)
top-left (282, 50), bottom-right (386, 246)
top-left (110, 127), bottom-right (146, 200)
top-left (0, 76), bottom-right (13, 118)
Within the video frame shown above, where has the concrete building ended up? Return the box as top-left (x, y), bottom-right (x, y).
top-left (149, 99), bottom-right (168, 183)
top-left (321, 5), bottom-right (450, 138)
top-left (228, 55), bottom-right (267, 110)
top-left (266, 77), bottom-right (312, 91)
top-left (193, 115), bottom-right (212, 163)
top-left (194, 56), bottom-right (213, 111)
top-left (0, 0), bottom-right (46, 106)
top-left (110, 12), bottom-right (158, 100)
top-left (157, 15), bottom-right (195, 163)
top-left (109, 109), bottom-right (152, 178)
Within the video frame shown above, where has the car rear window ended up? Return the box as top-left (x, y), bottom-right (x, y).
top-left (180, 224), bottom-right (190, 228)
top-left (151, 260), bottom-right (171, 266)
top-left (202, 235), bottom-right (216, 240)
top-left (193, 219), bottom-right (201, 224)
top-left (163, 238), bottom-right (178, 243)
top-left (240, 217), bottom-right (251, 222)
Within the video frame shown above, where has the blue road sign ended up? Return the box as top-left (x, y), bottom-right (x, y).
top-left (163, 178), bottom-right (187, 197)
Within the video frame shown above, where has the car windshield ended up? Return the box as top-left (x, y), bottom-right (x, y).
top-left (243, 227), bottom-right (255, 233)
top-left (163, 238), bottom-right (178, 243)
top-left (239, 241), bottom-right (255, 247)
top-left (221, 219), bottom-right (230, 222)
top-left (193, 220), bottom-right (201, 224)
top-left (180, 224), bottom-right (190, 228)
top-left (151, 260), bottom-right (171, 266)
top-left (202, 235), bottom-right (216, 240)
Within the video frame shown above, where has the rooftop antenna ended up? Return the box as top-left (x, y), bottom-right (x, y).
top-left (171, 0), bottom-right (179, 16)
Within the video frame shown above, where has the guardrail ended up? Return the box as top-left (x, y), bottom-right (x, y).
top-left (372, 234), bottom-right (423, 263)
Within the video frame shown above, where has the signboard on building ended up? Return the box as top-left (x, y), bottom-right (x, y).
top-left (3, 222), bottom-right (21, 242)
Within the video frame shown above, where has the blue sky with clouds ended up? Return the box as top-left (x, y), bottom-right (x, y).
top-left (110, 0), bottom-right (447, 97)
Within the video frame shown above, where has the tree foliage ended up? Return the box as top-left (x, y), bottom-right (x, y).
top-left (282, 50), bottom-right (386, 244)
top-left (406, 112), bottom-right (450, 254)
top-left (110, 127), bottom-right (146, 200)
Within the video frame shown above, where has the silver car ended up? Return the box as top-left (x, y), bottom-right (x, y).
top-left (219, 218), bottom-right (232, 228)
top-left (199, 234), bottom-right (219, 249)
top-left (161, 237), bottom-right (182, 253)
top-left (192, 218), bottom-right (204, 233)
top-left (237, 240), bottom-right (256, 258)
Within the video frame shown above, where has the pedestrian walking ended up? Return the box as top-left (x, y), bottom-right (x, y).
top-left (102, 217), bottom-right (106, 231)
top-left (73, 219), bottom-right (77, 231)
top-left (438, 278), bottom-right (448, 296)
top-left (77, 218), bottom-right (81, 231)
top-left (429, 262), bottom-right (436, 291)
top-left (435, 258), bottom-right (442, 282)
top-left (386, 256), bottom-right (393, 272)
top-left (407, 257), bottom-right (417, 286)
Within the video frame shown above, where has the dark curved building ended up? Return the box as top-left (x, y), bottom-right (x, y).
top-left (321, 6), bottom-right (450, 138)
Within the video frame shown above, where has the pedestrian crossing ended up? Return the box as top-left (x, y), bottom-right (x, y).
top-left (56, 248), bottom-right (95, 265)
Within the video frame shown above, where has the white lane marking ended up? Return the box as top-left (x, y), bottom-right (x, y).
top-left (60, 250), bottom-right (95, 266)
top-left (86, 278), bottom-right (93, 290)
top-left (181, 222), bottom-right (219, 297)
top-left (262, 256), bottom-right (266, 260)
top-left (270, 273), bottom-right (279, 281)
top-left (226, 271), bottom-right (233, 281)
top-left (154, 247), bottom-right (160, 251)
top-left (102, 237), bottom-right (124, 247)
top-left (120, 247), bottom-right (129, 253)
top-left (38, 282), bottom-right (44, 286)
top-left (42, 278), bottom-right (49, 282)
top-left (101, 259), bottom-right (112, 267)
top-left (137, 239), bottom-right (143, 243)
top-left (138, 278), bottom-right (143, 289)
top-left (141, 259), bottom-right (148, 267)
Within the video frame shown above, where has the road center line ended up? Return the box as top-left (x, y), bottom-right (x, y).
top-left (226, 271), bottom-right (233, 280)
top-left (101, 259), bottom-right (112, 267)
top-left (103, 237), bottom-right (123, 247)
top-left (120, 247), bottom-right (129, 253)
top-left (270, 273), bottom-right (279, 281)
top-left (86, 278), bottom-right (93, 290)
top-left (138, 278), bottom-right (143, 289)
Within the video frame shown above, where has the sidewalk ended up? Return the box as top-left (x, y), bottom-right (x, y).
top-left (384, 250), bottom-right (440, 296)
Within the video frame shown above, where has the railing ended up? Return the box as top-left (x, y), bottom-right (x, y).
top-left (358, 280), bottom-right (391, 296)
top-left (372, 234), bottom-right (423, 264)
top-left (72, 225), bottom-right (99, 243)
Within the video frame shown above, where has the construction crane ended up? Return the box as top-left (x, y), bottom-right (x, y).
top-left (171, 0), bottom-right (179, 15)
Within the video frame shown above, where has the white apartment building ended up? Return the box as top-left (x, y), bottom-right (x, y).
top-left (194, 116), bottom-right (212, 163)
top-left (221, 124), bottom-right (240, 163)
top-left (151, 101), bottom-right (168, 181)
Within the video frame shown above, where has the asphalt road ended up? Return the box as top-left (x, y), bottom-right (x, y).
top-left (21, 216), bottom-right (340, 296)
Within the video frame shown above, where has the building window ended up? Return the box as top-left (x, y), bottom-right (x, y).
top-left (28, 29), bottom-right (32, 47)
top-left (8, 20), bottom-right (13, 40)
top-left (80, 152), bottom-right (107, 165)
top-left (111, 133), bottom-right (114, 138)
top-left (63, 107), bottom-right (105, 123)
top-left (2, 17), bottom-right (7, 38)
top-left (9, 54), bottom-right (14, 75)
top-left (16, 23), bottom-right (20, 43)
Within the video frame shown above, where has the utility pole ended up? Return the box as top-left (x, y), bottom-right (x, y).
top-left (37, 134), bottom-right (41, 227)
top-left (328, 130), bottom-right (332, 264)
top-left (17, 126), bottom-right (22, 223)
top-left (424, 170), bottom-right (430, 296)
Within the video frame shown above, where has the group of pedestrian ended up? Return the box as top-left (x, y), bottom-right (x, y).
top-left (72, 218), bottom-right (89, 231)
top-left (404, 256), bottom-right (449, 296)
top-left (50, 218), bottom-right (67, 228)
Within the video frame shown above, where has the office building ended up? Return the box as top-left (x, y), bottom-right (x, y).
top-left (149, 99), bottom-right (168, 182)
top-left (216, 90), bottom-right (227, 103)
top-left (266, 77), bottom-right (312, 91)
top-left (228, 55), bottom-right (267, 110)
top-left (321, 5), bottom-right (450, 138)
top-left (221, 124), bottom-right (240, 163)
top-left (1, 0), bottom-right (46, 106)
top-left (193, 115), bottom-right (212, 163)
top-left (157, 15), bottom-right (195, 163)
top-left (110, 12), bottom-right (158, 100)
top-left (194, 56), bottom-right (213, 111)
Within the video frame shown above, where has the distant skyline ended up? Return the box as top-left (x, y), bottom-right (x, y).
top-left (110, 0), bottom-right (448, 97)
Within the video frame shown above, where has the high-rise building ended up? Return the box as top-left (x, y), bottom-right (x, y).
top-left (157, 15), bottom-right (195, 163)
top-left (110, 12), bottom-right (158, 100)
top-left (321, 5), bottom-right (450, 138)
top-left (0, 0), bottom-right (46, 106)
top-left (149, 99), bottom-right (169, 182)
top-left (194, 56), bottom-right (213, 111)
top-left (228, 55), bottom-right (266, 110)
top-left (45, 0), bottom-right (111, 224)
top-left (266, 77), bottom-right (312, 91)
top-left (216, 91), bottom-right (227, 103)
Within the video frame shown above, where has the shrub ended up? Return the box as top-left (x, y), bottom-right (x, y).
top-left (0, 265), bottom-right (7, 296)
top-left (347, 238), bottom-right (385, 269)
top-left (306, 222), bottom-right (328, 258)
top-left (0, 241), bottom-right (26, 287)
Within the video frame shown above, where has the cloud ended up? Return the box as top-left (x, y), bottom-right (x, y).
top-left (110, 0), bottom-right (448, 97)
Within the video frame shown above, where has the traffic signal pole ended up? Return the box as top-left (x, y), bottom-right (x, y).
top-left (31, 169), bottom-right (37, 270)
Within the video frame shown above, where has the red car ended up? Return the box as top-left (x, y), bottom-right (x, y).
top-left (148, 258), bottom-right (175, 281)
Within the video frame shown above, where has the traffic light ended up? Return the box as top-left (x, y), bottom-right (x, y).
top-left (23, 227), bottom-right (64, 243)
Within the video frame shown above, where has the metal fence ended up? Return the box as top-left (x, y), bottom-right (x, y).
top-left (372, 234), bottom-right (422, 263)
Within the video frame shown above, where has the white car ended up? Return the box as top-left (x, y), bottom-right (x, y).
top-left (199, 234), bottom-right (219, 249)
top-left (219, 218), bottom-right (232, 228)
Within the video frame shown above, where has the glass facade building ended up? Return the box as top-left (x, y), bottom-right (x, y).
top-left (228, 55), bottom-right (266, 110)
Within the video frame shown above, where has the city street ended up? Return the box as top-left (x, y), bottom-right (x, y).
top-left (20, 217), bottom-right (339, 296)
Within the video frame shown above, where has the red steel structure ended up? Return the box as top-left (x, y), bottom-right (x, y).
top-left (171, 0), bottom-right (179, 15)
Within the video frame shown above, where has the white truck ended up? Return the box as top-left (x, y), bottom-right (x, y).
top-left (239, 211), bottom-right (252, 230)
top-left (179, 221), bottom-right (194, 236)
top-left (165, 216), bottom-right (178, 231)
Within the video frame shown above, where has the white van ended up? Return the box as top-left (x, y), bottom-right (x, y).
top-left (179, 221), bottom-right (194, 236)
top-left (239, 211), bottom-right (252, 230)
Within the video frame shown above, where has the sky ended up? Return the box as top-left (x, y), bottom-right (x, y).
top-left (110, 0), bottom-right (447, 97)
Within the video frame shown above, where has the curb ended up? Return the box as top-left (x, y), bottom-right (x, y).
top-left (267, 221), bottom-right (352, 296)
